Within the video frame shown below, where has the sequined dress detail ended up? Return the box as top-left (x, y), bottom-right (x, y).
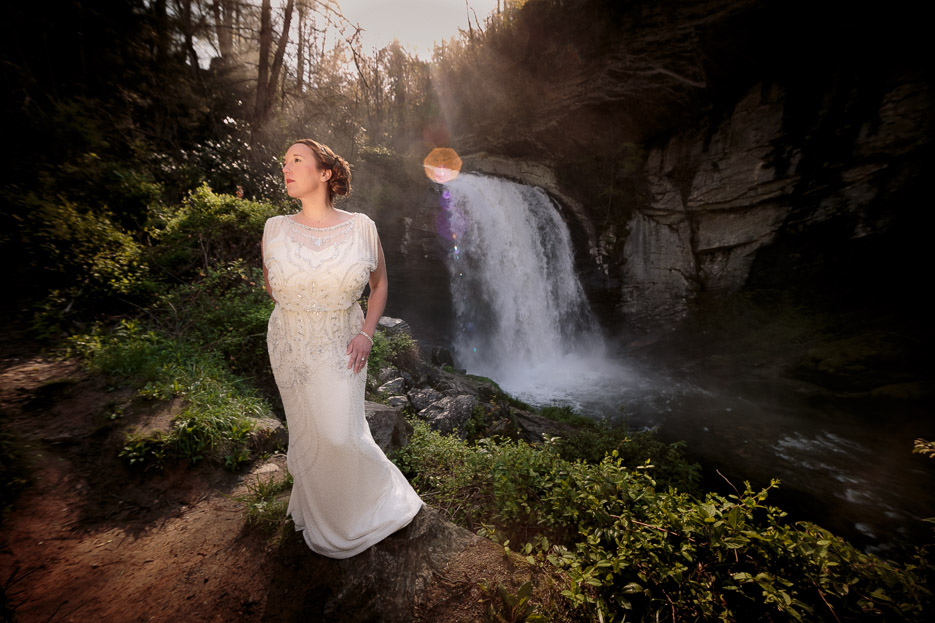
top-left (263, 213), bottom-right (422, 558)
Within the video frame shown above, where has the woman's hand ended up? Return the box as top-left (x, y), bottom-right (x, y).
top-left (347, 333), bottom-right (373, 374)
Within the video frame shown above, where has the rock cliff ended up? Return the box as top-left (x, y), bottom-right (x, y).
top-left (446, 0), bottom-right (934, 331)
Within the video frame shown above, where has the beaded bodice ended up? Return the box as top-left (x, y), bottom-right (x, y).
top-left (263, 213), bottom-right (379, 387)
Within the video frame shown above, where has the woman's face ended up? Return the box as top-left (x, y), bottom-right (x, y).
top-left (282, 143), bottom-right (330, 199)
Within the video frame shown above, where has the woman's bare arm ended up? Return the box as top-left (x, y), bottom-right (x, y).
top-left (347, 236), bottom-right (387, 373)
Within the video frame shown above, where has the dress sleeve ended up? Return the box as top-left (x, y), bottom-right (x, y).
top-left (261, 216), bottom-right (277, 266)
top-left (362, 215), bottom-right (379, 272)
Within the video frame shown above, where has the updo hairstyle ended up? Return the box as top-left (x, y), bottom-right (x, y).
top-left (292, 138), bottom-right (351, 202)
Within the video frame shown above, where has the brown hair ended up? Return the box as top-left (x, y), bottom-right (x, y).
top-left (292, 139), bottom-right (351, 202)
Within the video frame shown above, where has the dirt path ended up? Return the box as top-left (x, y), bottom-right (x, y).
top-left (0, 343), bottom-right (281, 622)
top-left (0, 339), bottom-right (562, 622)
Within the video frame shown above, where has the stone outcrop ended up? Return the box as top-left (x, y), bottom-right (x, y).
top-left (377, 316), bottom-right (412, 335)
top-left (455, 1), bottom-right (933, 332)
top-left (385, 395), bottom-right (409, 409)
top-left (429, 346), bottom-right (455, 368)
top-left (377, 377), bottom-right (406, 396)
top-left (387, 364), bottom-right (579, 444)
top-left (249, 416), bottom-right (288, 454)
top-left (364, 400), bottom-right (412, 455)
top-left (616, 76), bottom-right (933, 327)
top-left (407, 387), bottom-right (443, 411)
top-left (260, 507), bottom-right (483, 622)
top-left (417, 395), bottom-right (477, 438)
top-left (619, 82), bottom-right (796, 324)
top-left (511, 409), bottom-right (579, 445)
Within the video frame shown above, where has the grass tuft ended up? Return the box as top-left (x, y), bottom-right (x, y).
top-left (235, 470), bottom-right (294, 545)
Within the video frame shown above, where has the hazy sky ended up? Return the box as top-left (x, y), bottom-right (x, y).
top-left (338, 0), bottom-right (501, 57)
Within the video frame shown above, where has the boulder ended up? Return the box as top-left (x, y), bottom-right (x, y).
top-left (407, 387), bottom-right (443, 411)
top-left (430, 346), bottom-right (455, 368)
top-left (260, 507), bottom-right (481, 622)
top-left (385, 395), bottom-right (410, 410)
top-left (418, 395), bottom-right (477, 438)
top-left (415, 363), bottom-right (441, 388)
top-left (511, 409), bottom-right (578, 445)
top-left (433, 369), bottom-right (499, 401)
top-left (377, 366), bottom-right (400, 385)
top-left (365, 400), bottom-right (413, 454)
top-left (377, 377), bottom-right (406, 395)
top-left (378, 316), bottom-right (412, 336)
top-left (249, 416), bottom-right (289, 454)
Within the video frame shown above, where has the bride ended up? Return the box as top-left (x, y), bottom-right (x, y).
top-left (261, 138), bottom-right (423, 558)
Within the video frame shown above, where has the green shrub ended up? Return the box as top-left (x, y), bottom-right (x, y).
top-left (59, 187), bottom-right (284, 469)
top-left (367, 328), bottom-right (421, 379)
top-left (539, 405), bottom-right (593, 428)
top-left (235, 470), bottom-right (295, 545)
top-left (478, 580), bottom-right (548, 623)
top-left (366, 329), bottom-right (389, 379)
top-left (146, 259), bottom-right (274, 381)
top-left (396, 421), bottom-right (933, 622)
top-left (393, 419), bottom-right (490, 527)
top-left (69, 319), bottom-right (272, 470)
top-left (148, 184), bottom-right (283, 280)
top-left (558, 427), bottom-right (699, 493)
top-left (10, 192), bottom-right (157, 335)
top-left (540, 405), bottom-right (700, 492)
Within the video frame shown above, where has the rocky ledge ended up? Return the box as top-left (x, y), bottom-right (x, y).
top-left (367, 319), bottom-right (576, 452)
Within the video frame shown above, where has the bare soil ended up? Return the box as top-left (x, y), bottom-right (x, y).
top-left (0, 338), bottom-right (566, 622)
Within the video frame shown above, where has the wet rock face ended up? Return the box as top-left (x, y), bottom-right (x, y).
top-left (460, 0), bottom-right (933, 332)
top-left (620, 71), bottom-right (933, 327)
top-left (618, 82), bottom-right (799, 325)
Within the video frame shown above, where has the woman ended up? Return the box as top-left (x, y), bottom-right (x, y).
top-left (262, 139), bottom-right (423, 558)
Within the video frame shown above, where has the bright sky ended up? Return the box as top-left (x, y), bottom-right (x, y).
top-left (337, 0), bottom-right (501, 57)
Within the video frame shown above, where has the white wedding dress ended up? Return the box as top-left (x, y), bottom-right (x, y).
top-left (263, 213), bottom-right (423, 558)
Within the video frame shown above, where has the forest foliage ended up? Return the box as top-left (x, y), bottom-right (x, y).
top-left (2, 0), bottom-right (644, 320)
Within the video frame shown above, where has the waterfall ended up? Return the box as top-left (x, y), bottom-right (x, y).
top-left (439, 173), bottom-right (624, 406)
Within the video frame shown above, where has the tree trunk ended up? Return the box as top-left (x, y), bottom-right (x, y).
top-left (267, 0), bottom-right (295, 106)
top-left (296, 0), bottom-right (306, 92)
top-left (154, 0), bottom-right (168, 65)
top-left (177, 0), bottom-right (200, 73)
top-left (213, 0), bottom-right (234, 60)
top-left (254, 0), bottom-right (294, 125)
top-left (254, 0), bottom-right (273, 123)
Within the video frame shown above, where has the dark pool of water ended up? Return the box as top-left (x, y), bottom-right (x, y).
top-left (505, 353), bottom-right (935, 559)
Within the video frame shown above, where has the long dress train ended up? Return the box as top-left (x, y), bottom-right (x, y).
top-left (263, 213), bottom-right (423, 558)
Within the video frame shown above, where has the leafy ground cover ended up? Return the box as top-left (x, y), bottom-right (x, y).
top-left (395, 421), bottom-right (934, 622)
top-left (53, 187), bottom-right (283, 472)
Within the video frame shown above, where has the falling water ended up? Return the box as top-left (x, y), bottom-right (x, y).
top-left (440, 173), bottom-right (627, 407)
top-left (433, 173), bottom-right (935, 553)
